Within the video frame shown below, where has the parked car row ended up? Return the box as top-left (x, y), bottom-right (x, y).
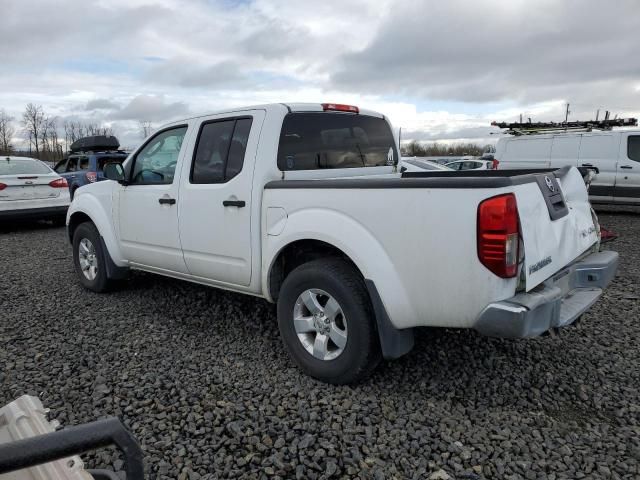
top-left (399, 157), bottom-right (498, 173)
top-left (1, 137), bottom-right (128, 223)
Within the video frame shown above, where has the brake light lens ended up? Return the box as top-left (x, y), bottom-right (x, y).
top-left (477, 193), bottom-right (519, 278)
top-left (49, 178), bottom-right (68, 188)
top-left (321, 103), bottom-right (359, 113)
top-left (492, 159), bottom-right (500, 170)
top-left (0, 183), bottom-right (6, 191)
top-left (86, 171), bottom-right (97, 183)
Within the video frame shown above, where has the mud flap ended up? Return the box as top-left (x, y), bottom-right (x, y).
top-left (365, 279), bottom-right (414, 360)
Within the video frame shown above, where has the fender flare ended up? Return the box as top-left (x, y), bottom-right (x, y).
top-left (67, 195), bottom-right (126, 268)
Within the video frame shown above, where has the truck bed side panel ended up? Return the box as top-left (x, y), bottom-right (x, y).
top-left (263, 187), bottom-right (518, 330)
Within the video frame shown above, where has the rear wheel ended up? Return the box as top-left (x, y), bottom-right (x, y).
top-left (277, 258), bottom-right (381, 384)
top-left (72, 222), bottom-right (113, 292)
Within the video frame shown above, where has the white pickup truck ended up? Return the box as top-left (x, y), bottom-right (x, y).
top-left (67, 103), bottom-right (618, 384)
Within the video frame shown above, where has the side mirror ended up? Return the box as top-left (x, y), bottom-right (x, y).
top-left (103, 163), bottom-right (126, 183)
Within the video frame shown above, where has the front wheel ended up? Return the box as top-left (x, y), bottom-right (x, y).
top-left (277, 258), bottom-right (381, 384)
top-left (72, 222), bottom-right (114, 292)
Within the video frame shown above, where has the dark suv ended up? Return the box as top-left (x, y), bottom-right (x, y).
top-left (54, 136), bottom-right (128, 199)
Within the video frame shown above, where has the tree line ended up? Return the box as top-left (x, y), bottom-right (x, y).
top-left (0, 103), bottom-right (116, 161)
top-left (401, 140), bottom-right (494, 157)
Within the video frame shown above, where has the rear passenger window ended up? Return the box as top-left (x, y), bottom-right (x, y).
top-left (66, 157), bottom-right (79, 172)
top-left (277, 112), bottom-right (398, 170)
top-left (628, 136), bottom-right (640, 162)
top-left (191, 117), bottom-right (252, 183)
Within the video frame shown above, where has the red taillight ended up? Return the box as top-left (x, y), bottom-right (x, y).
top-left (321, 103), bottom-right (359, 113)
top-left (86, 172), bottom-right (97, 183)
top-left (492, 159), bottom-right (500, 170)
top-left (477, 193), bottom-right (519, 278)
top-left (49, 178), bottom-right (68, 188)
top-left (0, 183), bottom-right (6, 191)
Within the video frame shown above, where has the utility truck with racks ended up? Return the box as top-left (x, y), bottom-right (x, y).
top-left (66, 103), bottom-right (618, 384)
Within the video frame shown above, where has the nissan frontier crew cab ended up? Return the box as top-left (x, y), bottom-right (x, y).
top-left (66, 103), bottom-right (618, 384)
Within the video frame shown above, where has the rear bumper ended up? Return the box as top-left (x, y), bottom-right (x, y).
top-left (0, 205), bottom-right (68, 220)
top-left (474, 250), bottom-right (618, 338)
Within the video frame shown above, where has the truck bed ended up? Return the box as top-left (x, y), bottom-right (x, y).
top-left (263, 166), bottom-right (599, 330)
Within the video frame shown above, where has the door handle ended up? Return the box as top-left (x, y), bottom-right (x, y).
top-left (158, 197), bottom-right (176, 205)
top-left (223, 199), bottom-right (246, 208)
top-left (620, 165), bottom-right (633, 169)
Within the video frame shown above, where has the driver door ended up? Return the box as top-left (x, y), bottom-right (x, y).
top-left (118, 124), bottom-right (192, 273)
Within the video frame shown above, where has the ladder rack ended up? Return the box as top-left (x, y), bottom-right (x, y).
top-left (491, 117), bottom-right (637, 136)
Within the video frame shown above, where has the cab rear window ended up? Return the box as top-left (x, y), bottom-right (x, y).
top-left (277, 113), bottom-right (398, 170)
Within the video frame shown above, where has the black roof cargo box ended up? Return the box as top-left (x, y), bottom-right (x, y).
top-left (70, 135), bottom-right (120, 153)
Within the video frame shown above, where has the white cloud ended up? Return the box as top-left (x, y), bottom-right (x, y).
top-left (1, 0), bottom-right (639, 149)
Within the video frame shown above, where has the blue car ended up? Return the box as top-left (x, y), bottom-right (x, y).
top-left (54, 136), bottom-right (128, 199)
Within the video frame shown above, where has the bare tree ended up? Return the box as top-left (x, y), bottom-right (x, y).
top-left (401, 141), bottom-right (489, 157)
top-left (0, 109), bottom-right (15, 154)
top-left (22, 103), bottom-right (46, 157)
top-left (139, 120), bottom-right (152, 139)
top-left (41, 117), bottom-right (63, 161)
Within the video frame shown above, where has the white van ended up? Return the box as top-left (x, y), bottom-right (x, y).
top-left (495, 129), bottom-right (640, 204)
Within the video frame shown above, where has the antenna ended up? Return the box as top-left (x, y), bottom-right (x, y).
top-left (564, 103), bottom-right (571, 123)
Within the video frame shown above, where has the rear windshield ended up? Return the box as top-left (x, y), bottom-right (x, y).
top-left (278, 112), bottom-right (398, 170)
top-left (0, 159), bottom-right (51, 175)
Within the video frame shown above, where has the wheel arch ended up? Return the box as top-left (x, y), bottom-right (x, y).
top-left (266, 239), bottom-right (360, 302)
top-left (67, 196), bottom-right (125, 267)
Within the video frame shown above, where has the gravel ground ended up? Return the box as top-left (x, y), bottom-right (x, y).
top-left (1, 209), bottom-right (639, 480)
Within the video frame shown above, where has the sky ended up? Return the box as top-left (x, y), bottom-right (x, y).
top-left (2, 0), bottom-right (640, 150)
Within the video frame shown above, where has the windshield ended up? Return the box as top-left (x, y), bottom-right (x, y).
top-left (278, 112), bottom-right (398, 170)
top-left (0, 159), bottom-right (52, 175)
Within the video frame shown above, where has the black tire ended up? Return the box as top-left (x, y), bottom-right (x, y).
top-left (72, 222), bottom-right (113, 293)
top-left (277, 258), bottom-right (381, 384)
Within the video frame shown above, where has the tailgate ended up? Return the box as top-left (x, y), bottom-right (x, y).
top-left (514, 167), bottom-right (598, 291)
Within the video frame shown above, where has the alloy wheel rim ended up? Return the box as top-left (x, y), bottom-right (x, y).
top-left (78, 238), bottom-right (98, 281)
top-left (293, 288), bottom-right (348, 361)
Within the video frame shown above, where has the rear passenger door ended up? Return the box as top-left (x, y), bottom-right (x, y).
top-left (178, 110), bottom-right (264, 286)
